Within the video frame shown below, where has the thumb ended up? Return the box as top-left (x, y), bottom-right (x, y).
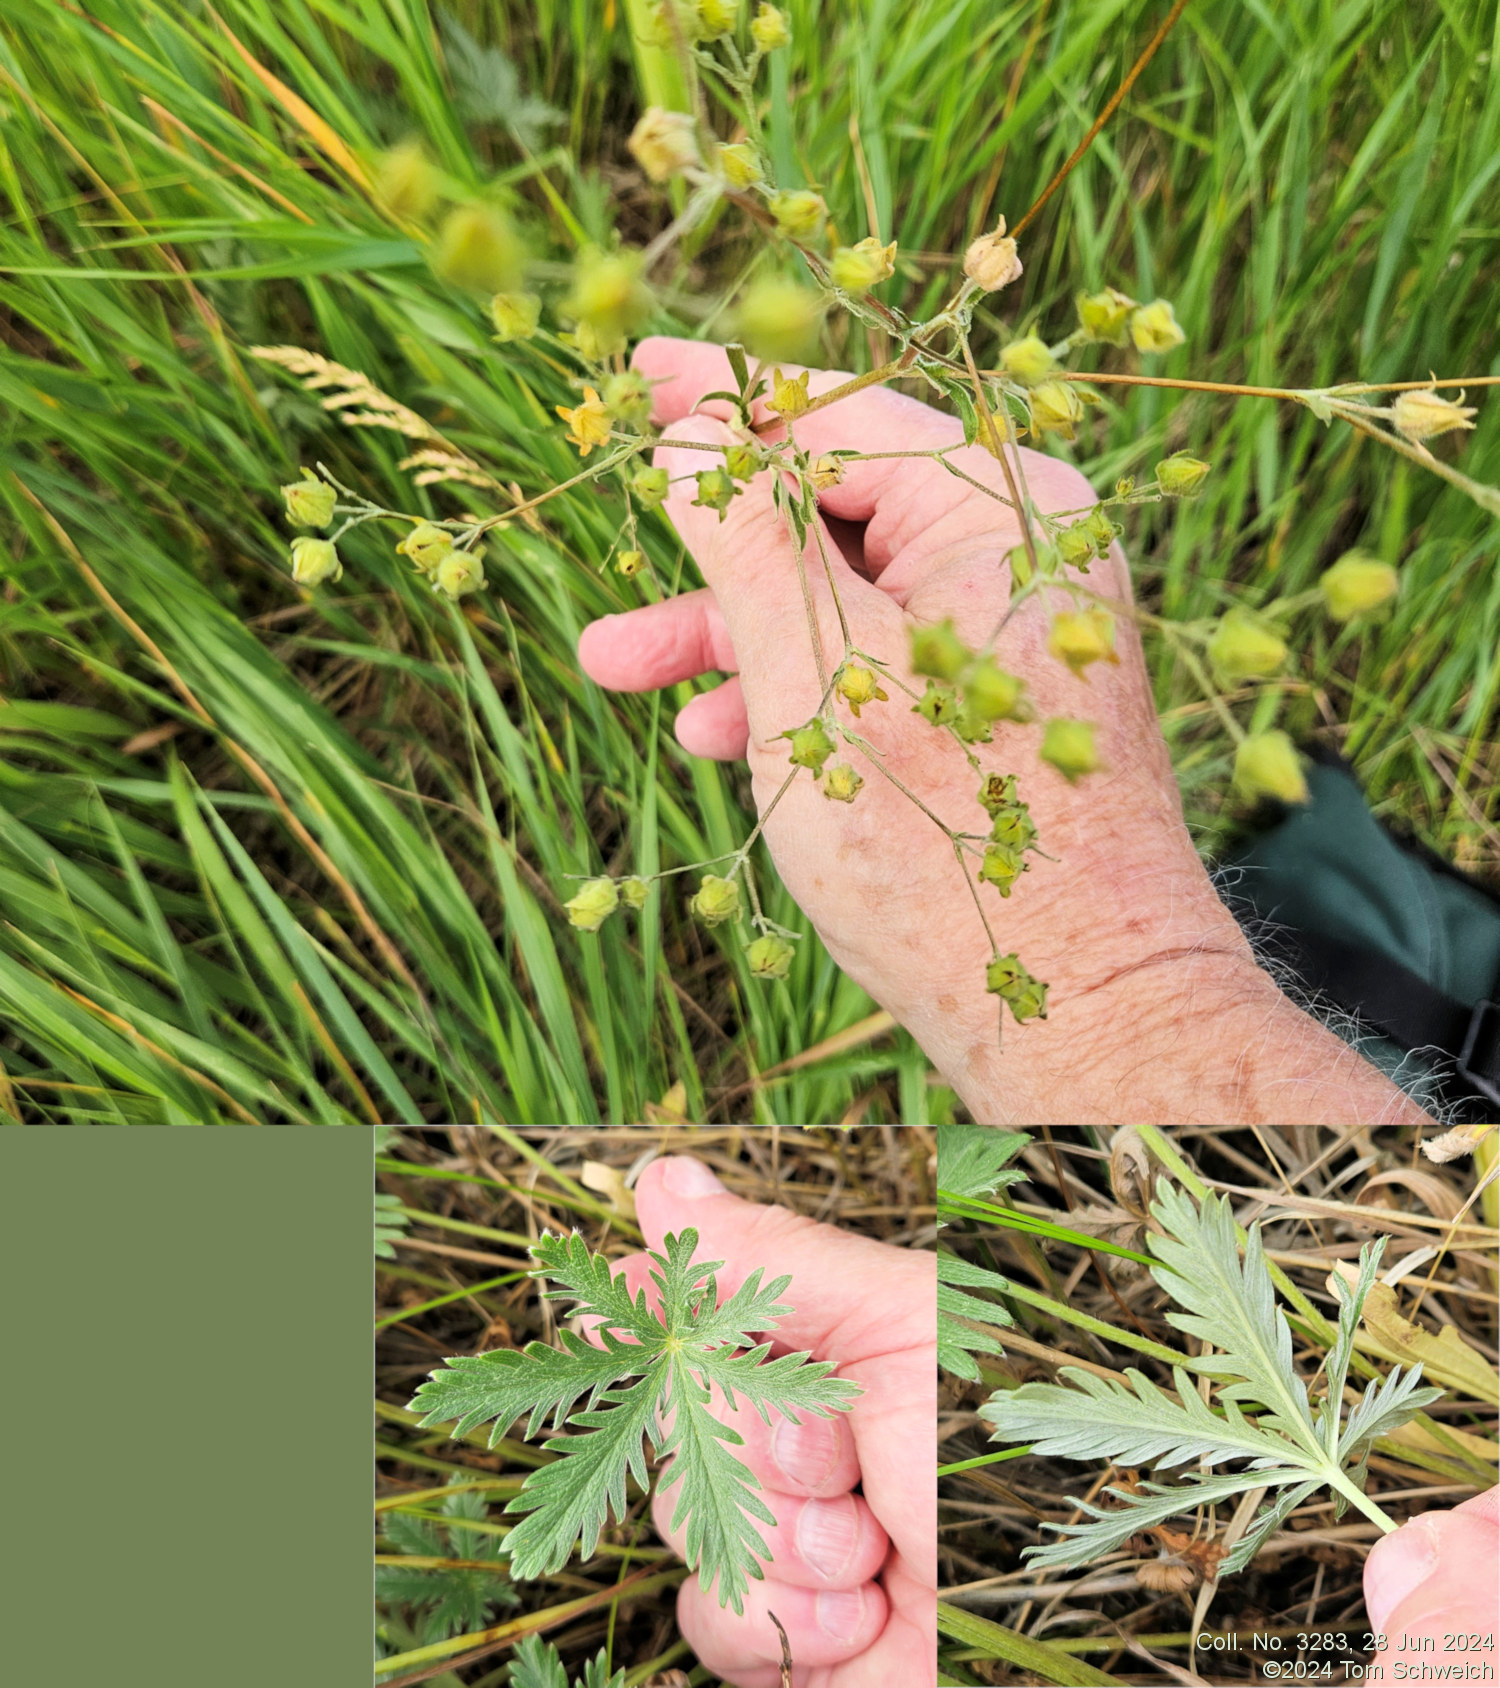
top-left (1363, 1487), bottom-right (1500, 1637)
top-left (653, 414), bottom-right (872, 746)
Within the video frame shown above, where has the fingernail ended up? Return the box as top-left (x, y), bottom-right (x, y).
top-left (772, 1414), bottom-right (840, 1490)
top-left (660, 1156), bottom-right (726, 1199)
top-left (816, 1588), bottom-right (866, 1643)
top-left (797, 1495), bottom-right (859, 1581)
top-left (1365, 1518), bottom-right (1439, 1633)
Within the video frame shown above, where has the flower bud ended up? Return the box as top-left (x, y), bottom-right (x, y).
top-left (434, 549), bottom-right (485, 598)
top-left (1076, 286), bottom-right (1136, 345)
top-left (769, 368), bottom-right (811, 418)
top-left (602, 371), bottom-right (653, 427)
top-left (618, 875), bottom-right (650, 911)
top-left (989, 802), bottom-right (1037, 852)
top-left (963, 657), bottom-right (1033, 721)
top-left (690, 873), bottom-right (741, 926)
top-left (289, 535), bottom-right (342, 587)
top-left (563, 248), bottom-right (654, 357)
top-left (808, 453), bottom-right (845, 491)
top-left (822, 762), bottom-right (864, 803)
top-left (692, 467), bottom-right (739, 519)
top-left (281, 472), bottom-right (336, 529)
top-left (1027, 379), bottom-right (1085, 440)
top-left (697, 0), bottom-right (738, 37)
top-left (781, 717), bottom-right (835, 774)
top-left (628, 108), bottom-right (701, 183)
top-left (985, 952), bottom-right (1049, 1022)
top-left (746, 932), bottom-right (795, 979)
top-left (963, 217), bottom-right (1023, 292)
top-left (724, 444), bottom-right (759, 481)
top-left (1047, 610), bottom-right (1117, 678)
top-left (1040, 717), bottom-right (1101, 782)
top-left (1319, 551), bottom-right (1399, 621)
top-left (1234, 729), bottom-right (1308, 805)
top-left (631, 465), bottom-right (671, 508)
top-left (1156, 452), bottom-right (1211, 497)
top-left (909, 618), bottom-right (970, 682)
top-left (913, 680), bottom-right (961, 726)
top-left (750, 2), bottom-right (789, 51)
top-left (835, 663), bottom-right (888, 717)
top-left (1206, 608), bottom-right (1286, 681)
top-left (829, 236), bottom-right (897, 293)
top-left (716, 142), bottom-right (763, 189)
top-left (616, 549), bottom-right (645, 577)
top-left (1056, 523), bottom-right (1096, 570)
top-left (1083, 508), bottom-right (1120, 558)
top-left (490, 291), bottom-right (542, 341)
top-left (1390, 388), bottom-right (1477, 445)
top-left (768, 189), bottom-right (827, 240)
top-left (395, 521), bottom-right (454, 574)
top-left (375, 140), bottom-right (439, 222)
top-left (433, 203), bottom-right (524, 295)
top-left (977, 773), bottom-right (1020, 816)
top-left (564, 877), bottom-right (619, 931)
top-left (979, 842), bottom-right (1027, 897)
top-left (556, 386), bottom-right (613, 457)
top-left (999, 333), bottom-right (1060, 388)
top-left (1129, 299), bottom-right (1186, 354)
top-left (733, 277), bottom-right (824, 361)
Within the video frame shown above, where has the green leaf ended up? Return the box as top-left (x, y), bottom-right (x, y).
top-left (410, 1228), bottom-right (860, 1612)
top-left (937, 1602), bottom-right (1128, 1686)
top-left (937, 1125), bottom-right (1030, 1207)
top-left (937, 1250), bottom-right (1013, 1380)
top-left (376, 1191), bottom-right (410, 1260)
top-left (510, 1634), bottom-right (569, 1688)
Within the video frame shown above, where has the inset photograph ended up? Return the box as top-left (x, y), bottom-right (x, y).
top-left (937, 1124), bottom-right (1497, 1685)
top-left (377, 1126), bottom-right (937, 1687)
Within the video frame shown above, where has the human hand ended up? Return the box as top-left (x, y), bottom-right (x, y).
top-left (593, 1154), bottom-right (935, 1688)
top-left (578, 337), bottom-right (1428, 1126)
top-left (1363, 1487), bottom-right (1499, 1644)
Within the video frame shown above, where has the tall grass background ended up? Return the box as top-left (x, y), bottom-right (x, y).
top-left (0, 0), bottom-right (1495, 1124)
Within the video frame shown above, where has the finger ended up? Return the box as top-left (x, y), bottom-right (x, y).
top-left (577, 587), bottom-right (736, 693)
top-left (674, 1567), bottom-right (888, 1686)
top-left (652, 1482), bottom-right (888, 1591)
top-left (675, 675), bottom-right (750, 760)
top-left (1364, 1490), bottom-right (1500, 1636)
top-left (652, 412), bottom-right (881, 737)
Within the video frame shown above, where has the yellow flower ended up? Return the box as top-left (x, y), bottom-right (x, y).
top-left (1390, 388), bottom-right (1477, 445)
top-left (1000, 334), bottom-right (1059, 387)
top-left (1129, 299), bottom-right (1186, 354)
top-left (821, 763), bottom-right (864, 803)
top-left (1076, 287), bottom-right (1136, 345)
top-left (1047, 610), bottom-right (1118, 678)
top-left (1028, 379), bottom-right (1085, 440)
top-left (829, 237), bottom-right (897, 293)
top-left (281, 472), bottom-right (336, 529)
top-left (1319, 552), bottom-right (1399, 620)
top-left (628, 107), bottom-right (701, 183)
top-left (835, 663), bottom-right (888, 717)
top-left (395, 522), bottom-right (454, 574)
top-left (434, 550), bottom-right (485, 599)
top-left (289, 536), bottom-right (341, 587)
top-left (556, 386), bottom-right (613, 457)
top-left (769, 368), bottom-right (811, 418)
top-left (1234, 729), bottom-right (1308, 805)
top-left (963, 217), bottom-right (1023, 292)
top-left (564, 877), bottom-right (619, 931)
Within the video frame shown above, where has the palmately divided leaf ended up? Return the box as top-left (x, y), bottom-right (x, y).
top-left (982, 1364), bottom-right (1298, 1470)
top-left (502, 1367), bottom-right (667, 1580)
top-left (937, 1124), bottom-right (1031, 1211)
top-left (1147, 1183), bottom-right (1317, 1452)
top-left (409, 1228), bottom-right (860, 1608)
top-left (510, 1634), bottom-right (570, 1688)
top-left (659, 1355), bottom-right (778, 1614)
top-left (938, 1250), bottom-right (1014, 1380)
top-left (408, 1329), bottom-right (645, 1442)
top-left (1338, 1361), bottom-right (1443, 1460)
